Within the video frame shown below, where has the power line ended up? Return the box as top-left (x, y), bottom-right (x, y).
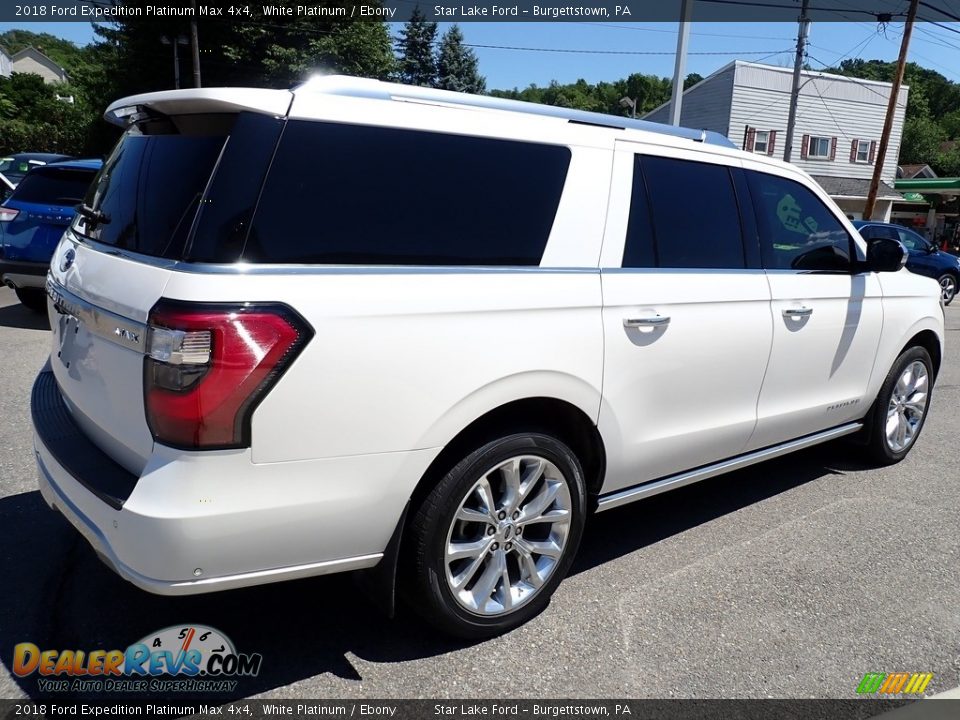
top-left (572, 22), bottom-right (796, 41)
top-left (460, 44), bottom-right (793, 56)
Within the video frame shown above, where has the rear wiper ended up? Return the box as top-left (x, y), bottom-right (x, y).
top-left (76, 203), bottom-right (110, 225)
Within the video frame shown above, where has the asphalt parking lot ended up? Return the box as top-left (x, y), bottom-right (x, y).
top-left (0, 285), bottom-right (957, 700)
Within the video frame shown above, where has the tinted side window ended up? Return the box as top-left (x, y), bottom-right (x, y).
top-left (624, 155), bottom-right (745, 269)
top-left (244, 121), bottom-right (571, 265)
top-left (859, 225), bottom-right (897, 242)
top-left (77, 116), bottom-right (228, 259)
top-left (746, 171), bottom-right (853, 272)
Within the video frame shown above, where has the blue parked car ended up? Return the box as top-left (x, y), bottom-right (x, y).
top-left (853, 220), bottom-right (960, 306)
top-left (0, 159), bottom-right (102, 311)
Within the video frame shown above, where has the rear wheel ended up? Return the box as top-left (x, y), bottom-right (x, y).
top-left (864, 346), bottom-right (933, 465)
top-left (937, 273), bottom-right (956, 305)
top-left (15, 287), bottom-right (46, 313)
top-left (404, 433), bottom-right (586, 638)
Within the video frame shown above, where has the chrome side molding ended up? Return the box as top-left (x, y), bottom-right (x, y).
top-left (596, 422), bottom-right (863, 512)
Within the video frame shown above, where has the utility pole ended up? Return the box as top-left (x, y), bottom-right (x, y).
top-left (160, 35), bottom-right (188, 89)
top-left (783, 0), bottom-right (810, 162)
top-left (864, 0), bottom-right (918, 220)
top-left (190, 0), bottom-right (202, 88)
top-left (669, 0), bottom-right (693, 126)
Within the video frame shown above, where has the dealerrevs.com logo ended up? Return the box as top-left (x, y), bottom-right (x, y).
top-left (13, 625), bottom-right (262, 694)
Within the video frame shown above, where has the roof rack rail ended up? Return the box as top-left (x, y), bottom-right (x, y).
top-left (295, 75), bottom-right (736, 149)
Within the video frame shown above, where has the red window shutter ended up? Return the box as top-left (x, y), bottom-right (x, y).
top-left (830, 136), bottom-right (838, 161)
top-left (767, 130), bottom-right (777, 156)
top-left (869, 140), bottom-right (877, 163)
top-left (744, 126), bottom-right (756, 152)
top-left (801, 134), bottom-right (810, 160)
top-left (850, 140), bottom-right (858, 163)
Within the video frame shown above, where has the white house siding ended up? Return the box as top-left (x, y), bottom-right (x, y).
top-left (11, 48), bottom-right (67, 84)
top-left (643, 63), bottom-right (736, 135)
top-left (0, 48), bottom-right (11, 78)
top-left (729, 62), bottom-right (907, 184)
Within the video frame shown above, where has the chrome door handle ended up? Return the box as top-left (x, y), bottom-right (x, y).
top-left (783, 307), bottom-right (813, 318)
top-left (624, 315), bottom-right (671, 328)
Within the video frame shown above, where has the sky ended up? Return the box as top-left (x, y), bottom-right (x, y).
top-left (1, 20), bottom-right (959, 89)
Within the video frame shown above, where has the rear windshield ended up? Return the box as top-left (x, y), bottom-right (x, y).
top-left (12, 167), bottom-right (97, 206)
top-left (74, 114), bottom-right (230, 258)
top-left (1, 158), bottom-right (47, 184)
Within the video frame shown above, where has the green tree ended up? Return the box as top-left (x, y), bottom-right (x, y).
top-left (937, 145), bottom-right (960, 177)
top-left (398, 7), bottom-right (438, 87)
top-left (0, 73), bottom-right (90, 155)
top-left (899, 116), bottom-right (947, 165)
top-left (684, 72), bottom-right (703, 90)
top-left (308, 22), bottom-right (396, 80)
top-left (436, 25), bottom-right (485, 94)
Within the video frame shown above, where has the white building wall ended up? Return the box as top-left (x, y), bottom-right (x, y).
top-left (0, 49), bottom-right (11, 78)
top-left (643, 63), bottom-right (736, 135)
top-left (729, 62), bottom-right (907, 184)
top-left (11, 50), bottom-right (66, 84)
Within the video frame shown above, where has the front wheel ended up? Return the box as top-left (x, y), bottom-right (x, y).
top-left (403, 433), bottom-right (586, 638)
top-left (937, 273), bottom-right (956, 305)
top-left (864, 346), bottom-right (934, 465)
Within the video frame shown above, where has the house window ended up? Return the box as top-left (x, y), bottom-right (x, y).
top-left (807, 136), bottom-right (832, 159)
top-left (754, 131), bottom-right (770, 154)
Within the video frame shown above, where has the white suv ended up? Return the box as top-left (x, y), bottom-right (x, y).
top-left (33, 76), bottom-right (944, 638)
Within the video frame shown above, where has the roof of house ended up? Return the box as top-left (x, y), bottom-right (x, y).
top-left (10, 46), bottom-right (68, 78)
top-left (898, 163), bottom-right (936, 178)
top-left (812, 175), bottom-right (902, 200)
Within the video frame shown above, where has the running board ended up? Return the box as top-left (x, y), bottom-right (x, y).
top-left (595, 422), bottom-right (863, 513)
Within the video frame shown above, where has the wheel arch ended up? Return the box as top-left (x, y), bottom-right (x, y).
top-left (410, 396), bottom-right (607, 512)
top-left (902, 328), bottom-right (942, 379)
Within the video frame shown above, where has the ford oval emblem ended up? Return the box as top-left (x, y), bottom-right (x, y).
top-left (60, 248), bottom-right (76, 272)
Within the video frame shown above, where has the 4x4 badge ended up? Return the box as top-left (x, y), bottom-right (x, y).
top-left (59, 248), bottom-right (76, 272)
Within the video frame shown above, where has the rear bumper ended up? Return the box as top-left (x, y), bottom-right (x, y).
top-left (0, 259), bottom-right (48, 289)
top-left (32, 368), bottom-right (440, 595)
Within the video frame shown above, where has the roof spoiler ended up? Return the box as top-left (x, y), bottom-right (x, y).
top-left (104, 88), bottom-right (293, 127)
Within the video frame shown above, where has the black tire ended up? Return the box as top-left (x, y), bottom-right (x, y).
top-left (937, 273), bottom-right (956, 306)
top-left (864, 346), bottom-right (934, 466)
top-left (15, 287), bottom-right (46, 313)
top-left (403, 433), bottom-right (586, 639)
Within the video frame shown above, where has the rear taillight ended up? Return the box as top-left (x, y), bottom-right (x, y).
top-left (144, 300), bottom-right (313, 450)
top-left (0, 207), bottom-right (19, 222)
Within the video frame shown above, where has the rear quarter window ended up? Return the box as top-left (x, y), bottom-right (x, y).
top-left (76, 115), bottom-right (230, 259)
top-left (12, 168), bottom-right (96, 206)
top-left (243, 121), bottom-right (572, 266)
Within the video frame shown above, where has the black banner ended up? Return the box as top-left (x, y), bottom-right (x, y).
top-left (5, 699), bottom-right (960, 720)
top-left (1, 0), bottom-right (959, 23)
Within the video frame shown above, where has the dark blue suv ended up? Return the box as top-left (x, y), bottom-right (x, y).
top-left (0, 160), bottom-right (103, 312)
top-left (0, 159), bottom-right (102, 311)
top-left (854, 220), bottom-right (960, 305)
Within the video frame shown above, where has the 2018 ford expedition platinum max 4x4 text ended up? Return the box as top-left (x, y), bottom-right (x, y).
top-left (31, 76), bottom-right (944, 638)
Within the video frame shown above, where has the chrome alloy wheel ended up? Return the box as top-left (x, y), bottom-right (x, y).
top-left (940, 275), bottom-right (956, 304)
top-left (886, 360), bottom-right (929, 453)
top-left (444, 455), bottom-right (572, 616)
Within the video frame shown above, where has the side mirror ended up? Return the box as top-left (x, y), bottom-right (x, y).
top-left (866, 237), bottom-right (908, 273)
